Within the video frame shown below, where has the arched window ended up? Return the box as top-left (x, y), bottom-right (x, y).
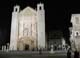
top-left (75, 31), bottom-right (79, 36)
top-left (76, 32), bottom-right (79, 36)
top-left (39, 6), bottom-right (42, 10)
top-left (23, 28), bottom-right (28, 36)
top-left (15, 8), bottom-right (18, 12)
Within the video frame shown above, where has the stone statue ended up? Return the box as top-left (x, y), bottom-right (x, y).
top-left (50, 44), bottom-right (55, 53)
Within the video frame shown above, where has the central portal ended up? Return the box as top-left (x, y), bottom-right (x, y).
top-left (25, 44), bottom-right (29, 50)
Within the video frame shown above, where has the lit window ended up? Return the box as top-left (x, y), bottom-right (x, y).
top-left (75, 17), bottom-right (79, 24)
top-left (23, 28), bottom-right (28, 36)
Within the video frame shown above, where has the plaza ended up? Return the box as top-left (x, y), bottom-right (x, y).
top-left (0, 50), bottom-right (68, 58)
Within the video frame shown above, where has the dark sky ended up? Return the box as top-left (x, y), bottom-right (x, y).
top-left (0, 0), bottom-right (80, 45)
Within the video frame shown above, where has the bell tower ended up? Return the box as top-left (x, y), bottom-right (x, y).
top-left (37, 3), bottom-right (45, 49)
top-left (9, 5), bottom-right (20, 50)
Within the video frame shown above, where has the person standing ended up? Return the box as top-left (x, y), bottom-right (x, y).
top-left (67, 46), bottom-right (71, 58)
top-left (74, 50), bottom-right (79, 58)
top-left (39, 47), bottom-right (42, 54)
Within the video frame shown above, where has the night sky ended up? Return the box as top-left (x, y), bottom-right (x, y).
top-left (0, 0), bottom-right (80, 45)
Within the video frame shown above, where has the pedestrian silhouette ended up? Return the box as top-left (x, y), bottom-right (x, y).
top-left (67, 47), bottom-right (71, 58)
top-left (74, 50), bottom-right (79, 58)
top-left (39, 48), bottom-right (42, 54)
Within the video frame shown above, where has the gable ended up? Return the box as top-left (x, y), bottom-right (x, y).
top-left (19, 6), bottom-right (37, 16)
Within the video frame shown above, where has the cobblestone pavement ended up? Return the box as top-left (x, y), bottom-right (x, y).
top-left (0, 50), bottom-right (74, 58)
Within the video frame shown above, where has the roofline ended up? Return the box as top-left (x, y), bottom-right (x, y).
top-left (19, 6), bottom-right (36, 14)
top-left (71, 14), bottom-right (80, 17)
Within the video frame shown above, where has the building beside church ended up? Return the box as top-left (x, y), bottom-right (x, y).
top-left (70, 14), bottom-right (80, 51)
top-left (9, 3), bottom-right (46, 50)
top-left (47, 30), bottom-right (66, 50)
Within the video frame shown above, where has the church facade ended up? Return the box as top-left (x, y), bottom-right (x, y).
top-left (9, 3), bottom-right (46, 50)
top-left (70, 14), bottom-right (80, 51)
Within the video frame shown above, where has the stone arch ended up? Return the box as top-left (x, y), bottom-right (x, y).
top-left (14, 5), bottom-right (20, 12)
top-left (17, 36), bottom-right (36, 50)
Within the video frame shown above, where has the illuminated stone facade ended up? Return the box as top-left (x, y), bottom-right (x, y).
top-left (70, 14), bottom-right (80, 51)
top-left (9, 3), bottom-right (45, 50)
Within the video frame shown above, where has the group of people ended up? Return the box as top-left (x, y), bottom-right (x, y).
top-left (67, 46), bottom-right (79, 58)
top-left (51, 44), bottom-right (68, 51)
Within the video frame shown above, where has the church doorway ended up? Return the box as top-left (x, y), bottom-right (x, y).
top-left (25, 44), bottom-right (29, 50)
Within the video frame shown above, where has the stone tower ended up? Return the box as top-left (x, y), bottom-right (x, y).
top-left (37, 3), bottom-right (45, 49)
top-left (70, 14), bottom-right (80, 51)
top-left (9, 5), bottom-right (20, 50)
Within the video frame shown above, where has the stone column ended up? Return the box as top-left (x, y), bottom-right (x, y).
top-left (10, 5), bottom-right (20, 50)
top-left (2, 46), bottom-right (4, 51)
top-left (62, 38), bottom-right (66, 50)
top-left (37, 3), bottom-right (45, 49)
